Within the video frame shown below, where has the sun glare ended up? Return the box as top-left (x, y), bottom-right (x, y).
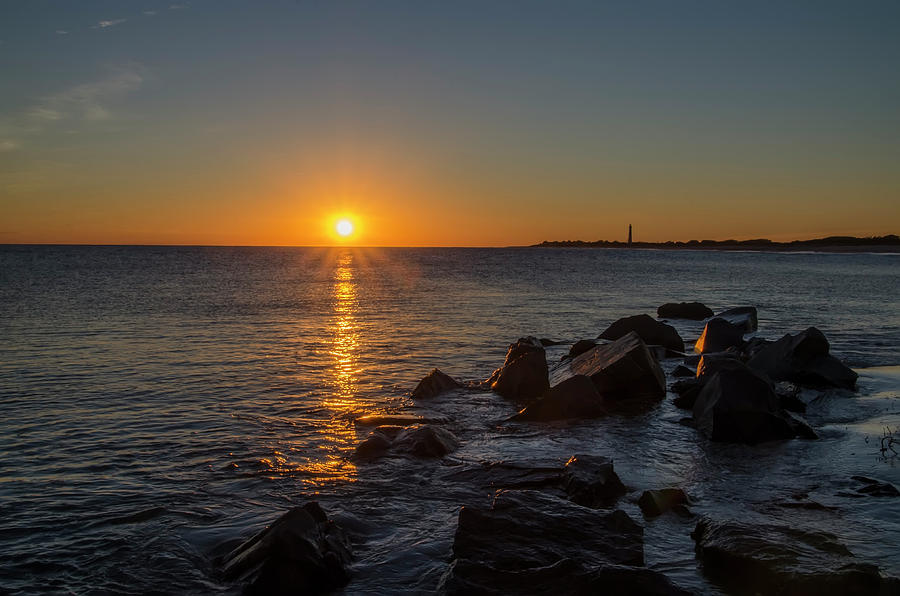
top-left (336, 219), bottom-right (354, 237)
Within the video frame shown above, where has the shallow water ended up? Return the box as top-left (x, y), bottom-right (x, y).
top-left (1, 246), bottom-right (899, 593)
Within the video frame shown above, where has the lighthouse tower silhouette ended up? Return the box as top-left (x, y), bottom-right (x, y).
top-left (628, 224), bottom-right (632, 245)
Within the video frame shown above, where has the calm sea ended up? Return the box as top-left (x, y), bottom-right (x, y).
top-left (1, 246), bottom-right (899, 593)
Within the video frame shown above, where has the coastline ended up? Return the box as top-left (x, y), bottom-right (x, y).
top-left (532, 235), bottom-right (900, 253)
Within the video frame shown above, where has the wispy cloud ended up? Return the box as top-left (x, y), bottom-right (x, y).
top-left (55, 30), bottom-right (68, 35)
top-left (93, 19), bottom-right (126, 29)
top-left (29, 66), bottom-right (145, 124)
top-left (143, 11), bottom-right (157, 16)
top-left (169, 3), bottom-right (188, 10)
top-left (0, 139), bottom-right (19, 152)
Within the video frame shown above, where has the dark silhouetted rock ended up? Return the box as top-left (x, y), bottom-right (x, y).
top-left (352, 424), bottom-right (458, 460)
top-left (743, 336), bottom-right (773, 358)
top-left (696, 352), bottom-right (743, 379)
top-left (563, 454), bottom-right (627, 507)
top-left (440, 490), bottom-right (688, 595)
top-left (568, 339), bottom-right (598, 359)
top-left (715, 306), bottom-right (758, 332)
top-left (411, 368), bottom-right (462, 399)
top-left (638, 489), bottom-right (690, 517)
top-left (692, 367), bottom-right (814, 444)
top-left (695, 318), bottom-right (745, 354)
top-left (851, 476), bottom-right (900, 497)
top-left (599, 314), bottom-right (685, 353)
top-left (511, 375), bottom-right (605, 421)
top-left (221, 502), bottom-right (352, 596)
top-left (748, 327), bottom-right (857, 389)
top-left (657, 302), bottom-right (714, 320)
top-left (692, 517), bottom-right (893, 596)
top-left (553, 331), bottom-right (666, 401)
top-left (672, 364), bottom-right (695, 377)
top-left (774, 382), bottom-right (806, 413)
top-left (491, 337), bottom-right (550, 402)
top-left (670, 378), bottom-right (703, 409)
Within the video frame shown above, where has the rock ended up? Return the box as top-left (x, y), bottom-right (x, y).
top-left (441, 490), bottom-right (687, 595)
top-left (352, 424), bottom-right (458, 460)
top-left (692, 517), bottom-right (892, 596)
top-left (774, 382), bottom-right (806, 413)
top-left (748, 327), bottom-right (857, 389)
top-left (715, 306), bottom-right (758, 332)
top-left (692, 366), bottom-right (813, 444)
top-left (568, 339), bottom-right (598, 359)
top-left (562, 454), bottom-right (627, 507)
top-left (353, 413), bottom-right (448, 427)
top-left (696, 352), bottom-right (743, 379)
top-left (553, 331), bottom-right (666, 401)
top-left (851, 476), bottom-right (900, 497)
top-left (539, 338), bottom-right (566, 346)
top-left (657, 302), bottom-right (714, 320)
top-left (672, 365), bottom-right (695, 377)
top-left (638, 489), bottom-right (690, 517)
top-left (511, 375), bottom-right (605, 421)
top-left (694, 317), bottom-right (745, 354)
top-left (670, 378), bottom-right (703, 410)
top-left (491, 337), bottom-right (550, 402)
top-left (743, 336), bottom-right (773, 358)
top-left (221, 502), bottom-right (352, 596)
top-left (412, 368), bottom-right (462, 399)
top-left (599, 314), bottom-right (685, 353)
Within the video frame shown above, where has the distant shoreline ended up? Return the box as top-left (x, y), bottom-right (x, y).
top-left (532, 235), bottom-right (900, 253)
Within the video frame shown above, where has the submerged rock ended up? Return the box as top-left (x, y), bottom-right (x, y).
top-left (562, 454), bottom-right (627, 507)
top-left (694, 318), bottom-right (745, 354)
top-left (554, 331), bottom-right (666, 401)
top-left (657, 302), bottom-right (714, 320)
top-left (412, 368), bottom-right (463, 399)
top-left (511, 375), bottom-right (605, 421)
top-left (441, 490), bottom-right (688, 595)
top-left (748, 327), bottom-right (858, 389)
top-left (692, 366), bottom-right (815, 444)
top-left (491, 337), bottom-right (550, 402)
top-left (638, 489), bottom-right (690, 517)
top-left (352, 424), bottom-right (458, 460)
top-left (353, 413), bottom-right (448, 427)
top-left (599, 314), bottom-right (685, 353)
top-left (850, 476), bottom-right (900, 497)
top-left (221, 502), bottom-right (352, 596)
top-left (715, 306), bottom-right (758, 332)
top-left (692, 517), bottom-right (894, 596)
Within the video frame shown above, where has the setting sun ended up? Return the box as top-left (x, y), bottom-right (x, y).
top-left (336, 219), bottom-right (354, 237)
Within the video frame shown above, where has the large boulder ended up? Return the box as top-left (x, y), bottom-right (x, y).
top-left (694, 318), bottom-right (745, 353)
top-left (562, 454), bottom-right (627, 507)
top-left (599, 314), bottom-right (685, 353)
top-left (748, 327), bottom-right (857, 389)
top-left (221, 502), bottom-right (352, 596)
top-left (511, 375), bottom-right (605, 421)
top-left (715, 306), bottom-right (758, 332)
top-left (440, 490), bottom-right (687, 595)
top-left (352, 424), bottom-right (458, 460)
top-left (553, 331), bottom-right (666, 401)
top-left (412, 368), bottom-right (462, 399)
top-left (491, 337), bottom-right (550, 402)
top-left (692, 517), bottom-right (895, 596)
top-left (657, 302), bottom-right (714, 320)
top-left (692, 366), bottom-right (815, 444)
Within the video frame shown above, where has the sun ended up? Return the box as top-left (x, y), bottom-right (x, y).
top-left (335, 219), bottom-right (354, 237)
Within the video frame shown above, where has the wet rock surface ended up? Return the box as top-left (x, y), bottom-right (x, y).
top-left (490, 337), bottom-right (550, 402)
top-left (553, 331), bottom-right (666, 401)
top-left (657, 301), bottom-right (714, 320)
top-left (638, 488), bottom-right (690, 517)
top-left (511, 374), bottom-right (605, 421)
top-left (412, 368), bottom-right (463, 399)
top-left (562, 454), bottom-right (627, 507)
top-left (221, 502), bottom-right (352, 596)
top-left (353, 424), bottom-right (459, 460)
top-left (599, 314), bottom-right (685, 353)
top-left (848, 476), bottom-right (900, 497)
top-left (748, 327), bottom-right (858, 389)
top-left (692, 517), bottom-right (896, 596)
top-left (715, 306), bottom-right (758, 332)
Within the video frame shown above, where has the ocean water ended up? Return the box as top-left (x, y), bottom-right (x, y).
top-left (1, 245), bottom-right (899, 594)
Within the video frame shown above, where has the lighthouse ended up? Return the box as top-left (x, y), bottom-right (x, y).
top-left (628, 224), bottom-right (632, 245)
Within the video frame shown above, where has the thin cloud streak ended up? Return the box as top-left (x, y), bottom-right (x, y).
top-left (93, 19), bottom-right (126, 29)
top-left (28, 67), bottom-right (144, 124)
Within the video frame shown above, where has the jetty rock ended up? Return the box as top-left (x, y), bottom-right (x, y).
top-left (553, 331), bottom-right (666, 401)
top-left (440, 490), bottom-right (688, 595)
top-left (221, 502), bottom-right (352, 596)
top-left (352, 424), bottom-right (459, 461)
top-left (562, 454), bottom-right (627, 508)
top-left (412, 368), bottom-right (462, 399)
top-left (695, 318), bottom-right (745, 354)
top-left (511, 375), bottom-right (605, 421)
top-left (715, 306), bottom-right (758, 332)
top-left (692, 517), bottom-right (897, 596)
top-left (693, 365), bottom-right (816, 444)
top-left (657, 301), bottom-right (714, 320)
top-left (567, 338), bottom-right (599, 360)
top-left (599, 314), bottom-right (685, 353)
top-left (490, 337), bottom-right (550, 402)
top-left (748, 327), bottom-right (858, 389)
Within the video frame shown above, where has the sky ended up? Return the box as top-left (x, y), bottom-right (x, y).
top-left (1, 0), bottom-right (898, 246)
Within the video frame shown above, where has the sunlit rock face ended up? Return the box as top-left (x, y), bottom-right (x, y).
top-left (599, 314), bottom-right (685, 353)
top-left (748, 327), bottom-right (858, 389)
top-left (554, 331), bottom-right (666, 401)
top-left (692, 517), bottom-right (897, 596)
top-left (491, 337), bottom-right (550, 402)
top-left (221, 502), bottom-right (352, 596)
top-left (657, 302), bottom-right (714, 320)
top-left (694, 317), bottom-right (745, 353)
